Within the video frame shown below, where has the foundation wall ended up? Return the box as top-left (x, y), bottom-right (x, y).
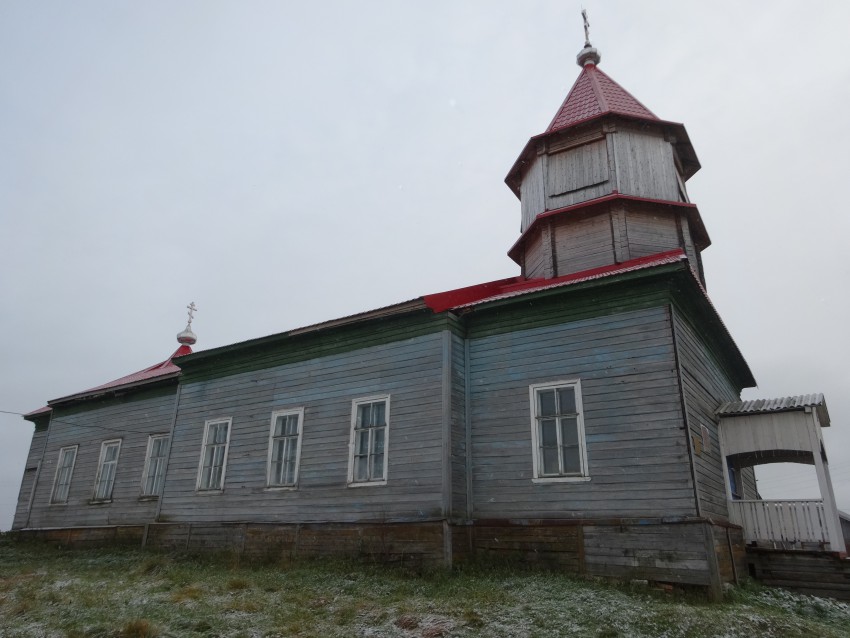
top-left (11, 518), bottom-right (747, 597)
top-left (746, 547), bottom-right (850, 601)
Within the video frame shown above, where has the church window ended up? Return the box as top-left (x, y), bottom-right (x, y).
top-left (50, 445), bottom-right (78, 504)
top-left (92, 439), bottom-right (122, 501)
top-left (267, 408), bottom-right (304, 488)
top-left (197, 418), bottom-right (231, 491)
top-left (348, 396), bottom-right (390, 486)
top-left (141, 434), bottom-right (169, 496)
top-left (530, 381), bottom-right (589, 482)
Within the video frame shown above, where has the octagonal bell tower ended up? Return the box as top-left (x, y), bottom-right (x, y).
top-left (506, 38), bottom-right (710, 286)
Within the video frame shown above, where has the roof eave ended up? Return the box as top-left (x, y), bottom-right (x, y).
top-left (47, 371), bottom-right (181, 408)
top-left (505, 113), bottom-right (699, 196)
top-left (507, 194), bottom-right (709, 265)
top-left (175, 298), bottom-right (430, 368)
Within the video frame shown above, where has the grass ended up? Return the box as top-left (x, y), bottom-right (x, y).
top-left (0, 535), bottom-right (848, 637)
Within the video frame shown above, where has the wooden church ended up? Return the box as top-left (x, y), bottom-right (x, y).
top-left (12, 32), bottom-right (846, 598)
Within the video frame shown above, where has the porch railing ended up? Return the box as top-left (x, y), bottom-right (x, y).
top-left (728, 499), bottom-right (829, 547)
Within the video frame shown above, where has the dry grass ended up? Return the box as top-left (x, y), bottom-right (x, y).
top-left (1, 536), bottom-right (849, 637)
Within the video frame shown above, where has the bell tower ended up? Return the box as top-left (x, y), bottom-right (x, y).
top-left (506, 24), bottom-right (709, 286)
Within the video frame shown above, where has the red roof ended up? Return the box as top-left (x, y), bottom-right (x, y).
top-left (424, 249), bottom-right (687, 313)
top-left (44, 344), bottom-right (193, 408)
top-left (547, 62), bottom-right (657, 133)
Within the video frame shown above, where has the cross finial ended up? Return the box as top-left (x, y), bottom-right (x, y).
top-left (186, 301), bottom-right (197, 328)
top-left (582, 8), bottom-right (591, 46)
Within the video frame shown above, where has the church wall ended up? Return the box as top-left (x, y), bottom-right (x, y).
top-left (551, 209), bottom-right (616, 275)
top-left (467, 303), bottom-right (697, 519)
top-left (519, 154), bottom-right (545, 232)
top-left (612, 128), bottom-right (682, 202)
top-left (523, 228), bottom-right (548, 279)
top-left (12, 421), bottom-right (49, 529)
top-left (22, 385), bottom-right (177, 529)
top-left (450, 331), bottom-right (468, 520)
top-left (545, 138), bottom-right (612, 212)
top-left (624, 206), bottom-right (682, 258)
top-left (671, 306), bottom-right (742, 520)
top-left (157, 332), bottom-right (448, 525)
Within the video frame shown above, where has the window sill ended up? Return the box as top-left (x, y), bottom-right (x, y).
top-left (195, 489), bottom-right (225, 495)
top-left (88, 499), bottom-right (113, 505)
top-left (138, 495), bottom-right (160, 502)
top-left (347, 480), bottom-right (387, 488)
top-left (264, 485), bottom-right (298, 492)
top-left (532, 476), bottom-right (591, 484)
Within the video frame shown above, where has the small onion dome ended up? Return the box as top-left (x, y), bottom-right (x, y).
top-left (177, 325), bottom-right (197, 345)
top-left (577, 44), bottom-right (601, 67)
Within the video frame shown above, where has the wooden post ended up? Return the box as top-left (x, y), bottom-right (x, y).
top-left (703, 522), bottom-right (723, 601)
top-left (808, 410), bottom-right (845, 554)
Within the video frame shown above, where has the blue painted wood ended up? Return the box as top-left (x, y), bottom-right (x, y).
top-left (22, 385), bottom-right (177, 529)
top-left (468, 305), bottom-right (697, 519)
top-left (158, 332), bottom-right (448, 524)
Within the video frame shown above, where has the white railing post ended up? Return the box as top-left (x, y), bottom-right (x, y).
top-left (728, 499), bottom-right (830, 547)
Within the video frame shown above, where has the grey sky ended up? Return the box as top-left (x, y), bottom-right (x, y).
top-left (2, 1), bottom-right (849, 529)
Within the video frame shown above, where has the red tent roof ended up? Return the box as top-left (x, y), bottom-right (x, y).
top-left (546, 62), bottom-right (657, 133)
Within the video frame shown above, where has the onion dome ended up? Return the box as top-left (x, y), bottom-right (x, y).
top-left (177, 302), bottom-right (198, 345)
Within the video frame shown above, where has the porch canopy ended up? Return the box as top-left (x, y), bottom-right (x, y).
top-left (717, 395), bottom-right (845, 554)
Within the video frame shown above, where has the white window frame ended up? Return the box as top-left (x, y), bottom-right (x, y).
top-left (347, 395), bottom-right (390, 487)
top-left (265, 407), bottom-right (304, 489)
top-left (50, 445), bottom-right (78, 504)
top-left (196, 418), bottom-right (232, 492)
top-left (140, 434), bottom-right (170, 497)
top-left (92, 439), bottom-right (122, 502)
top-left (529, 380), bottom-right (590, 483)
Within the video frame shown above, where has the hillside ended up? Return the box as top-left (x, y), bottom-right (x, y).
top-left (0, 536), bottom-right (848, 637)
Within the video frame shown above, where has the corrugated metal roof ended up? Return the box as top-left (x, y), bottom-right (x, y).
top-left (46, 344), bottom-right (193, 407)
top-left (717, 394), bottom-right (830, 427)
top-left (451, 249), bottom-right (688, 310)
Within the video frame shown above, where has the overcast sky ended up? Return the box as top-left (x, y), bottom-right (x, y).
top-left (2, 1), bottom-right (849, 530)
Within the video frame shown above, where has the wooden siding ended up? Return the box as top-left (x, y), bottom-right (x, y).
top-left (467, 304), bottom-right (697, 519)
top-left (12, 424), bottom-right (49, 529)
top-left (523, 227), bottom-right (548, 280)
top-left (613, 129), bottom-right (681, 202)
top-left (178, 310), bottom-right (451, 384)
top-left (747, 548), bottom-right (850, 601)
top-left (551, 209), bottom-right (616, 275)
top-left (158, 333), bottom-right (448, 525)
top-left (450, 332), bottom-right (468, 520)
top-left (520, 154), bottom-right (545, 232)
top-left (23, 385), bottom-right (177, 529)
top-left (584, 522), bottom-right (712, 586)
top-left (546, 139), bottom-right (611, 211)
top-left (624, 207), bottom-right (681, 258)
top-left (671, 307), bottom-right (741, 520)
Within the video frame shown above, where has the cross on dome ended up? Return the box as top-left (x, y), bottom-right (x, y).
top-left (177, 301), bottom-right (198, 346)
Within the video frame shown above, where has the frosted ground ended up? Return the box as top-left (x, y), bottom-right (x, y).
top-left (1, 538), bottom-right (848, 637)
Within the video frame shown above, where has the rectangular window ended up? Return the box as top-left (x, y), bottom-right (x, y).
top-left (728, 465), bottom-right (742, 500)
top-left (267, 408), bottom-right (304, 488)
top-left (530, 380), bottom-right (589, 482)
top-left (92, 439), bottom-right (122, 501)
top-left (141, 435), bottom-right (170, 496)
top-left (51, 446), bottom-right (78, 504)
top-left (348, 396), bottom-right (389, 486)
top-left (197, 418), bottom-right (231, 491)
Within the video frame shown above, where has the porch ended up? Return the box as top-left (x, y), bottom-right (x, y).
top-left (717, 395), bottom-right (846, 556)
top-left (728, 498), bottom-right (833, 550)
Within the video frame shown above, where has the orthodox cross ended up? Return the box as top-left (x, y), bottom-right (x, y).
top-left (186, 301), bottom-right (197, 327)
top-left (582, 9), bottom-right (591, 45)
